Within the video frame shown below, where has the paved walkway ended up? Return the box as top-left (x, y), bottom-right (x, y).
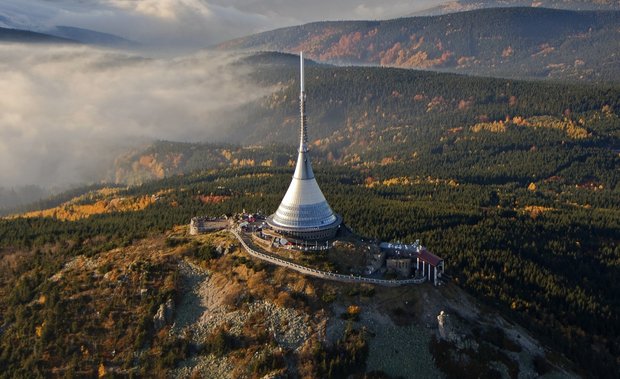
top-left (229, 229), bottom-right (426, 287)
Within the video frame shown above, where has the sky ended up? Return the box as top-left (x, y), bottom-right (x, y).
top-left (0, 0), bottom-right (443, 48)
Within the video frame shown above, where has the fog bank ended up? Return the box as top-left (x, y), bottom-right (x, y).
top-left (0, 44), bottom-right (266, 188)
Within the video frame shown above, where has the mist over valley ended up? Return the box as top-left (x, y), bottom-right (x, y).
top-left (0, 2), bottom-right (619, 378)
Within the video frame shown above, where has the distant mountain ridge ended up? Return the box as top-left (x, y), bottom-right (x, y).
top-left (46, 26), bottom-right (138, 48)
top-left (0, 26), bottom-right (77, 44)
top-left (218, 7), bottom-right (620, 82)
top-left (412, 0), bottom-right (620, 16)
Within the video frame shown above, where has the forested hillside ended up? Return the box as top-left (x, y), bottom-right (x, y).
top-left (412, 0), bottom-right (620, 16)
top-left (1, 160), bottom-right (618, 376)
top-left (1, 51), bottom-right (618, 377)
top-left (219, 7), bottom-right (620, 82)
top-left (112, 53), bottom-right (620, 194)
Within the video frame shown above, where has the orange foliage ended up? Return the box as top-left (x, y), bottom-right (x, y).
top-left (320, 31), bottom-right (364, 60)
top-left (347, 305), bottom-right (361, 315)
top-left (292, 27), bottom-right (342, 57)
top-left (197, 195), bottom-right (230, 204)
top-left (457, 56), bottom-right (475, 66)
top-left (137, 154), bottom-right (165, 179)
top-left (458, 99), bottom-right (473, 111)
top-left (275, 291), bottom-right (294, 308)
top-left (502, 46), bottom-right (514, 57)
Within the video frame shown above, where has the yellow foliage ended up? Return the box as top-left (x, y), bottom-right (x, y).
top-left (98, 362), bottom-right (106, 378)
top-left (366, 176), bottom-right (459, 188)
top-left (522, 205), bottom-right (554, 219)
top-left (233, 158), bottom-right (255, 167)
top-left (471, 120), bottom-right (507, 133)
top-left (380, 157), bottom-right (396, 165)
top-left (528, 182), bottom-right (537, 191)
top-left (98, 187), bottom-right (121, 197)
top-left (221, 149), bottom-right (233, 161)
top-left (381, 177), bottom-right (410, 186)
top-left (15, 194), bottom-right (156, 221)
top-left (472, 115), bottom-right (590, 139)
top-left (35, 322), bottom-right (44, 338)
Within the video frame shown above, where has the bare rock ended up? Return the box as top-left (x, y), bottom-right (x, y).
top-left (154, 298), bottom-right (176, 331)
top-left (165, 298), bottom-right (175, 323)
top-left (154, 303), bottom-right (167, 331)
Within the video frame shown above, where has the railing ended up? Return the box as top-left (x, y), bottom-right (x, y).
top-left (229, 228), bottom-right (426, 287)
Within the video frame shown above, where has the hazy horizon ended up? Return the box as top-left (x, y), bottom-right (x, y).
top-left (0, 0), bottom-right (443, 49)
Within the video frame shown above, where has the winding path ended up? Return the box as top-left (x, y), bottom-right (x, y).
top-left (229, 228), bottom-right (426, 287)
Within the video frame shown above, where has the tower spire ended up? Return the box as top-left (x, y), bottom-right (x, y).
top-left (266, 50), bottom-right (342, 242)
top-left (299, 52), bottom-right (308, 153)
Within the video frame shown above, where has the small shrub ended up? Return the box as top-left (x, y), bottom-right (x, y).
top-left (195, 244), bottom-right (218, 260)
top-left (165, 237), bottom-right (189, 247)
top-left (321, 290), bottom-right (337, 303)
top-left (203, 328), bottom-right (237, 357)
top-left (274, 291), bottom-right (294, 308)
top-left (360, 285), bottom-right (375, 297)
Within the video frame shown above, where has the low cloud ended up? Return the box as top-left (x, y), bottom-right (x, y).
top-left (0, 0), bottom-right (443, 189)
top-left (0, 44), bottom-right (266, 187)
top-left (0, 1), bottom-right (441, 48)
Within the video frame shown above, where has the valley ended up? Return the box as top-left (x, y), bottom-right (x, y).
top-left (0, 3), bottom-right (619, 377)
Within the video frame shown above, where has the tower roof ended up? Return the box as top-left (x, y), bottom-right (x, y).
top-left (267, 52), bottom-right (341, 235)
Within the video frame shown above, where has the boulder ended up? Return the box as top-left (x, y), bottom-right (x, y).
top-left (153, 298), bottom-right (176, 330)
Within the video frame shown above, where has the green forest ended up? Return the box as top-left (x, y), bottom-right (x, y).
top-left (1, 154), bottom-right (619, 376)
top-left (108, 53), bottom-right (620, 189)
top-left (0, 53), bottom-right (619, 377)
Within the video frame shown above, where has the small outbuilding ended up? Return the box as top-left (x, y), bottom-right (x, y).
top-left (416, 249), bottom-right (444, 285)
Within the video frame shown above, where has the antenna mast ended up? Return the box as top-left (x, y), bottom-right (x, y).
top-left (299, 52), bottom-right (308, 152)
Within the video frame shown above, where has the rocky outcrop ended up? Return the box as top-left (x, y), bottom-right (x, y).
top-left (437, 310), bottom-right (478, 350)
top-left (153, 298), bottom-right (176, 331)
top-left (437, 310), bottom-right (454, 341)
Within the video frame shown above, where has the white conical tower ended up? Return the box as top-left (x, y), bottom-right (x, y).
top-left (266, 52), bottom-right (342, 242)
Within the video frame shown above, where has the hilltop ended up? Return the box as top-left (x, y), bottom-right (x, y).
top-left (219, 7), bottom-right (620, 82)
top-left (1, 143), bottom-right (618, 376)
top-left (0, 183), bottom-right (585, 378)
